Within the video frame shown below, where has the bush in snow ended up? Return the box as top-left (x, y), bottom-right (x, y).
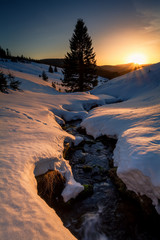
top-left (8, 73), bottom-right (21, 91)
top-left (42, 71), bottom-right (48, 81)
top-left (52, 82), bottom-right (56, 89)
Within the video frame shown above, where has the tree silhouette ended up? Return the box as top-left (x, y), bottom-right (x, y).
top-left (0, 71), bottom-right (8, 93)
top-left (0, 72), bottom-right (21, 93)
top-left (63, 19), bottom-right (97, 92)
top-left (42, 71), bottom-right (48, 81)
top-left (54, 66), bottom-right (58, 72)
top-left (49, 65), bottom-right (53, 73)
top-left (0, 46), bottom-right (6, 58)
top-left (8, 73), bottom-right (21, 91)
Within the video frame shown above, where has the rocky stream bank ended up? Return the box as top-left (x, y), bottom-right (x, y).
top-left (36, 119), bottom-right (160, 240)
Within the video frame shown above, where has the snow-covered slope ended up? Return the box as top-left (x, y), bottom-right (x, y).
top-left (0, 59), bottom-right (160, 239)
top-left (0, 59), bottom-right (65, 92)
top-left (0, 59), bottom-right (108, 92)
top-left (0, 60), bottom-right (115, 240)
top-left (82, 63), bottom-right (160, 212)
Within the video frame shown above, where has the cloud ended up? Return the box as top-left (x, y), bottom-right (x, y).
top-left (134, 0), bottom-right (160, 32)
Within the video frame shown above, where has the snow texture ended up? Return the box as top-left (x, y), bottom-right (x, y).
top-left (0, 59), bottom-right (113, 239)
top-left (0, 59), bottom-right (160, 240)
top-left (82, 63), bottom-right (160, 213)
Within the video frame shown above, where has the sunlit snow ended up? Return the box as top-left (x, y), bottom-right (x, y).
top-left (0, 59), bottom-right (160, 240)
top-left (82, 63), bottom-right (160, 212)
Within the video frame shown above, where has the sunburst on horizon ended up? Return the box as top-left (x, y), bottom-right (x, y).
top-left (126, 53), bottom-right (147, 65)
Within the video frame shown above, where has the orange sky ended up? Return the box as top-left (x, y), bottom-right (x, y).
top-left (94, 27), bottom-right (160, 65)
top-left (1, 0), bottom-right (160, 66)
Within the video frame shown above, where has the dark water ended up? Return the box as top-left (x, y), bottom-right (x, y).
top-left (55, 120), bottom-right (160, 240)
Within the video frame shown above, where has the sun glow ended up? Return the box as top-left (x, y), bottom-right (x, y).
top-left (126, 53), bottom-right (147, 65)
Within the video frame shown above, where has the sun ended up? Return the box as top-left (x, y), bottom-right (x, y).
top-left (126, 53), bottom-right (147, 65)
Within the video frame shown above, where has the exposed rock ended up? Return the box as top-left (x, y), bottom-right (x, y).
top-left (108, 166), bottom-right (159, 216)
top-left (76, 126), bottom-right (87, 135)
top-left (82, 165), bottom-right (93, 172)
top-left (76, 184), bottom-right (94, 200)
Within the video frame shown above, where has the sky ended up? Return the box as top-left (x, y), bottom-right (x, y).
top-left (0, 0), bottom-right (160, 65)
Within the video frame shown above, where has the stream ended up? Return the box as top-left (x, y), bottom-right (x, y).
top-left (54, 120), bottom-right (160, 240)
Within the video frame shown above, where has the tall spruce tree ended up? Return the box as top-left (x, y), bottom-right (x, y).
top-left (63, 19), bottom-right (97, 92)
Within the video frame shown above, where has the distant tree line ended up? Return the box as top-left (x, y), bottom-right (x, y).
top-left (0, 46), bottom-right (36, 63)
top-left (41, 58), bottom-right (139, 81)
top-left (39, 59), bottom-right (64, 68)
top-left (96, 67), bottom-right (119, 79)
top-left (0, 46), bottom-right (8, 58)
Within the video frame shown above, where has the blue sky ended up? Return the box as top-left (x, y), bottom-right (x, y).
top-left (1, 0), bottom-right (160, 65)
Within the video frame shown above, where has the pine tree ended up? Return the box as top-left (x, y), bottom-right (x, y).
top-left (49, 65), bottom-right (53, 73)
top-left (63, 19), bottom-right (97, 92)
top-left (0, 71), bottom-right (8, 93)
top-left (42, 71), bottom-right (48, 81)
top-left (54, 66), bottom-right (58, 72)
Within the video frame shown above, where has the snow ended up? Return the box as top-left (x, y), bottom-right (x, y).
top-left (0, 59), bottom-right (114, 240)
top-left (97, 76), bottom-right (109, 86)
top-left (0, 59), bottom-right (64, 92)
top-left (82, 63), bottom-right (160, 212)
top-left (74, 136), bottom-right (84, 146)
top-left (0, 59), bottom-right (160, 239)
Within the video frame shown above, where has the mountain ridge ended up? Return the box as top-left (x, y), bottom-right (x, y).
top-left (39, 58), bottom-right (151, 79)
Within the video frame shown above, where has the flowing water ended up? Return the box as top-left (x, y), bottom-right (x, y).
top-left (81, 206), bottom-right (108, 240)
top-left (54, 120), bottom-right (160, 240)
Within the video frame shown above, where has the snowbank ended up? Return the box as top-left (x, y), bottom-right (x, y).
top-left (82, 63), bottom-right (160, 212)
top-left (0, 60), bottom-right (115, 239)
